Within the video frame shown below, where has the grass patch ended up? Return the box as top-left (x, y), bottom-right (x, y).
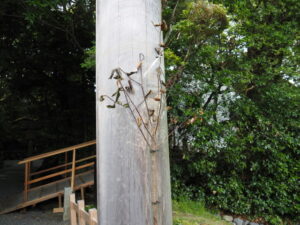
top-left (85, 199), bottom-right (230, 225)
top-left (173, 199), bottom-right (231, 225)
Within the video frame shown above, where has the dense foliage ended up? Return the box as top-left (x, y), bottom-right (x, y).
top-left (164, 0), bottom-right (300, 223)
top-left (0, 0), bottom-right (96, 159)
top-left (0, 0), bottom-right (299, 223)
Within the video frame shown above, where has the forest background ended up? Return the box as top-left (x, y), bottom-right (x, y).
top-left (0, 0), bottom-right (299, 224)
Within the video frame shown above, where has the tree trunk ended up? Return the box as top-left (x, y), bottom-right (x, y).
top-left (96, 0), bottom-right (172, 225)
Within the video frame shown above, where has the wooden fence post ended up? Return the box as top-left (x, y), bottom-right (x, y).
top-left (70, 194), bottom-right (98, 225)
top-left (70, 193), bottom-right (77, 225)
top-left (64, 187), bottom-right (72, 221)
top-left (71, 149), bottom-right (76, 190)
top-left (24, 162), bottom-right (30, 201)
top-left (89, 208), bottom-right (97, 225)
top-left (78, 200), bottom-right (86, 225)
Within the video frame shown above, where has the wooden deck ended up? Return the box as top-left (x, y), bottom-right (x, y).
top-left (0, 170), bottom-right (94, 215)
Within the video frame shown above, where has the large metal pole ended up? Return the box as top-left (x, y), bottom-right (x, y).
top-left (96, 0), bottom-right (172, 224)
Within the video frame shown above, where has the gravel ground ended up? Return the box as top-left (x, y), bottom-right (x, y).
top-left (0, 207), bottom-right (68, 225)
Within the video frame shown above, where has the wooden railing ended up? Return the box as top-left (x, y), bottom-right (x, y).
top-left (70, 193), bottom-right (98, 225)
top-left (19, 140), bottom-right (96, 202)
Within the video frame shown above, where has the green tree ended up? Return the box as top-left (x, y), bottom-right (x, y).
top-left (0, 0), bottom-right (95, 157)
top-left (165, 0), bottom-right (300, 223)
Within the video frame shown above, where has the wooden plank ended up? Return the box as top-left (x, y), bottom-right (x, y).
top-left (0, 192), bottom-right (60, 215)
top-left (70, 194), bottom-right (78, 225)
top-left (19, 140), bottom-right (96, 164)
top-left (24, 192), bottom-right (59, 207)
top-left (81, 211), bottom-right (90, 224)
top-left (53, 207), bottom-right (64, 213)
top-left (89, 208), bottom-right (98, 225)
top-left (78, 200), bottom-right (86, 225)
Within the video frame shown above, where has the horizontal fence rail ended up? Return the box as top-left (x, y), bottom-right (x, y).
top-left (70, 193), bottom-right (98, 225)
top-left (19, 140), bottom-right (96, 164)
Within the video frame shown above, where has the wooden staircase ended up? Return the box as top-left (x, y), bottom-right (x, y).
top-left (0, 140), bottom-right (96, 214)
